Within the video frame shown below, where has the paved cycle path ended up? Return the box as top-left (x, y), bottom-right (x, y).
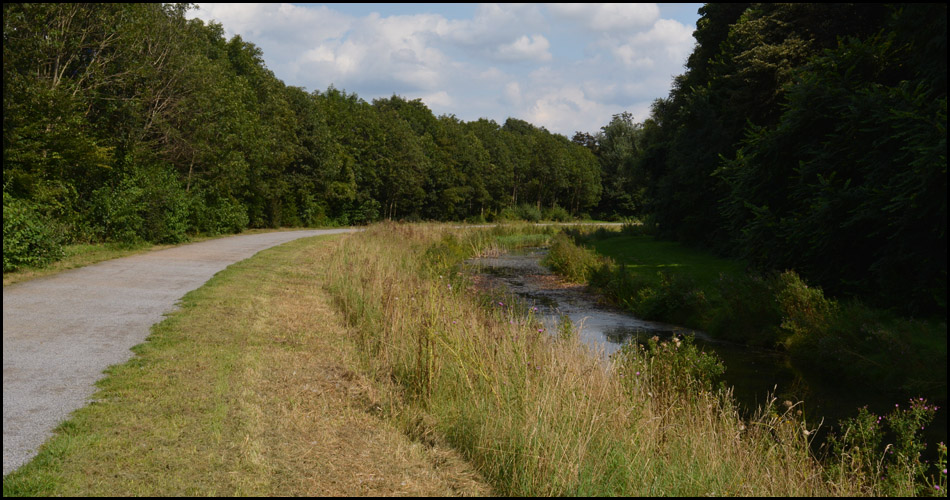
top-left (2, 229), bottom-right (357, 476)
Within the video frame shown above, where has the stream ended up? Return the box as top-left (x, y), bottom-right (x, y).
top-left (464, 247), bottom-right (947, 451)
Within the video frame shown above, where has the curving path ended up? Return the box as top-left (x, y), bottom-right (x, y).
top-left (2, 229), bottom-right (358, 476)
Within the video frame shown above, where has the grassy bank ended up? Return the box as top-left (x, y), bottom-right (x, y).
top-left (319, 222), bottom-right (946, 496)
top-left (544, 226), bottom-right (947, 401)
top-left (2, 233), bottom-right (489, 496)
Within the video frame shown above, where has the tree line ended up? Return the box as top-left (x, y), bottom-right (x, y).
top-left (3, 3), bottom-right (605, 271)
top-left (579, 3), bottom-right (945, 317)
top-left (4, 3), bottom-right (945, 318)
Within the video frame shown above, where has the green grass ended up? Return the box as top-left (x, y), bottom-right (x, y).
top-left (589, 234), bottom-right (745, 290)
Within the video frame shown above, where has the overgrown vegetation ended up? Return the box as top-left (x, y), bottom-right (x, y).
top-left (544, 226), bottom-right (947, 404)
top-left (319, 223), bottom-right (946, 496)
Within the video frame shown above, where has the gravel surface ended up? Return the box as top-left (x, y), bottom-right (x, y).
top-left (2, 229), bottom-right (357, 476)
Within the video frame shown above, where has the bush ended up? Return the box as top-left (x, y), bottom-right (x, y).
top-left (709, 273), bottom-right (783, 345)
top-left (189, 193), bottom-right (249, 235)
top-left (542, 205), bottom-right (571, 222)
top-left (90, 165), bottom-right (190, 244)
top-left (773, 270), bottom-right (837, 351)
top-left (633, 271), bottom-right (709, 325)
top-left (827, 399), bottom-right (944, 496)
top-left (3, 193), bottom-right (65, 272)
top-left (543, 232), bottom-right (603, 282)
top-left (617, 333), bottom-right (725, 400)
top-left (516, 204), bottom-right (542, 222)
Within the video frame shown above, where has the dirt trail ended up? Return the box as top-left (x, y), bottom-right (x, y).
top-left (2, 229), bottom-right (355, 476)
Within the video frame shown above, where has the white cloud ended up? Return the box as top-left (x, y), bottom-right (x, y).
top-left (187, 3), bottom-right (701, 136)
top-left (503, 81), bottom-right (523, 107)
top-left (445, 4), bottom-right (547, 46)
top-left (603, 17), bottom-right (694, 76)
top-left (418, 90), bottom-right (454, 108)
top-left (192, 3), bottom-right (352, 46)
top-left (547, 3), bottom-right (659, 31)
top-left (495, 35), bottom-right (552, 62)
top-left (524, 87), bottom-right (607, 135)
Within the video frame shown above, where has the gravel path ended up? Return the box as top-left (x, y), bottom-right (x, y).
top-left (2, 229), bottom-right (357, 476)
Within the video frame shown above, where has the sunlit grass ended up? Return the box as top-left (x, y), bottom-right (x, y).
top-left (318, 222), bottom-right (917, 496)
top-left (2, 233), bottom-right (489, 496)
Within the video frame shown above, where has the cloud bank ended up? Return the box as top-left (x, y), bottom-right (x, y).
top-left (188, 3), bottom-right (698, 136)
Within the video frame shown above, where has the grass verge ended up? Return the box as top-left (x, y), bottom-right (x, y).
top-left (2, 233), bottom-right (489, 496)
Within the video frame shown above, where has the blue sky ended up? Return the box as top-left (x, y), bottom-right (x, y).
top-left (187, 3), bottom-right (704, 137)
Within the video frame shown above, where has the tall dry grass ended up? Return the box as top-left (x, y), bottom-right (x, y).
top-left (319, 222), bottom-right (901, 496)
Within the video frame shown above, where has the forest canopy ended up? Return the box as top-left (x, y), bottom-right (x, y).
top-left (629, 3), bottom-right (946, 316)
top-left (2, 3), bottom-right (601, 261)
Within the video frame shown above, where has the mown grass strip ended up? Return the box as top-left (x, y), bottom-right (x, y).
top-left (2, 234), bottom-right (489, 496)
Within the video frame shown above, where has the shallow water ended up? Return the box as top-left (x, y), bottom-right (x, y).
top-left (464, 247), bottom-right (947, 450)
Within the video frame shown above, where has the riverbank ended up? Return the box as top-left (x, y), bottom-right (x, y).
top-left (318, 223), bottom-right (943, 496)
top-left (545, 226), bottom-right (947, 402)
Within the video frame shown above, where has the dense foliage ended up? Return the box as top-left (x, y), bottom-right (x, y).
top-left (2, 3), bottom-right (601, 271)
top-left (4, 3), bottom-right (946, 319)
top-left (627, 3), bottom-right (946, 316)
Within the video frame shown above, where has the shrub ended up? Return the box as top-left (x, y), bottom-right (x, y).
top-left (3, 193), bottom-right (65, 272)
top-left (542, 205), bottom-right (571, 222)
top-left (189, 193), bottom-right (249, 235)
top-left (709, 273), bottom-right (783, 345)
top-left (773, 270), bottom-right (837, 351)
top-left (616, 333), bottom-right (725, 401)
top-left (827, 399), bottom-right (944, 496)
top-left (90, 165), bottom-right (190, 244)
top-left (542, 232), bottom-right (603, 282)
top-left (516, 204), bottom-right (542, 222)
top-left (633, 271), bottom-right (709, 325)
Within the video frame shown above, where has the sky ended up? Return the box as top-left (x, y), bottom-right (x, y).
top-left (186, 3), bottom-right (704, 137)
